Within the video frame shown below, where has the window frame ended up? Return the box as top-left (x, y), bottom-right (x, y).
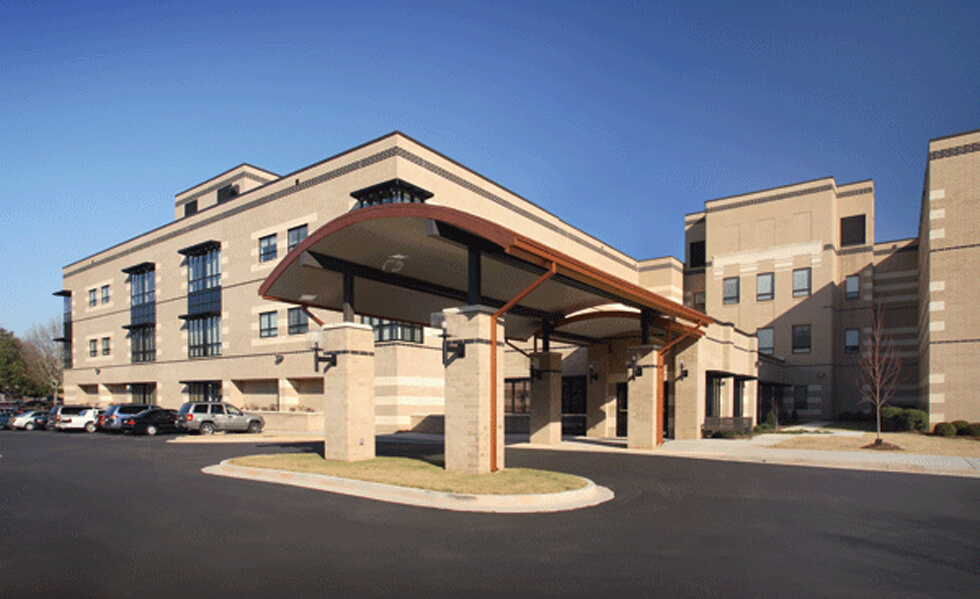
top-left (793, 385), bottom-right (808, 411)
top-left (259, 311), bottom-right (278, 338)
top-left (88, 288), bottom-right (97, 307)
top-left (131, 325), bottom-right (156, 363)
top-left (101, 285), bottom-right (110, 304)
top-left (693, 291), bottom-right (706, 312)
top-left (188, 315), bottom-right (221, 358)
top-left (845, 274), bottom-right (860, 300)
top-left (723, 277), bottom-right (740, 305)
top-left (756, 272), bottom-right (774, 302)
top-left (258, 234), bottom-right (277, 263)
top-left (792, 324), bottom-right (812, 354)
top-left (792, 268), bottom-right (812, 298)
top-left (287, 307), bottom-right (308, 335)
top-left (845, 328), bottom-right (860, 354)
top-left (89, 339), bottom-right (98, 357)
top-left (287, 224), bottom-right (308, 252)
top-left (101, 337), bottom-right (110, 356)
top-left (757, 327), bottom-right (774, 355)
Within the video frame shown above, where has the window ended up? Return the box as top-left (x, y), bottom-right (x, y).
top-left (217, 184), bottom-right (239, 203)
top-left (101, 285), bottom-right (110, 304)
top-left (89, 339), bottom-right (97, 357)
top-left (184, 200), bottom-right (198, 217)
top-left (757, 327), bottom-right (774, 355)
top-left (101, 337), bottom-right (110, 356)
top-left (845, 328), bottom-right (860, 354)
top-left (188, 248), bottom-right (221, 293)
top-left (287, 224), bottom-right (308, 252)
top-left (361, 316), bottom-right (423, 343)
top-left (694, 292), bottom-right (706, 312)
top-left (131, 383), bottom-right (155, 405)
top-left (756, 272), bottom-right (774, 301)
top-left (723, 277), bottom-right (740, 304)
top-left (793, 385), bottom-right (809, 410)
top-left (793, 268), bottom-right (811, 298)
top-left (259, 311), bottom-right (278, 338)
top-left (188, 381), bottom-right (221, 403)
top-left (792, 325), bottom-right (812, 354)
top-left (733, 379), bottom-right (745, 417)
top-left (188, 315), bottom-right (221, 358)
top-left (288, 307), bottom-right (308, 335)
top-left (131, 270), bottom-right (155, 306)
top-left (504, 378), bottom-right (530, 413)
top-left (259, 234), bottom-right (277, 262)
top-left (89, 289), bottom-right (97, 307)
top-left (840, 214), bottom-right (866, 247)
top-left (688, 240), bottom-right (706, 269)
top-left (131, 326), bottom-right (156, 363)
top-left (845, 275), bottom-right (860, 300)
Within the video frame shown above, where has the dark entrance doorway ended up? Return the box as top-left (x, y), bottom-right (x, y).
top-left (562, 375), bottom-right (587, 435)
top-left (616, 382), bottom-right (628, 437)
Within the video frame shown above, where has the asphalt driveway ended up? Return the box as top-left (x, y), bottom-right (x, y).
top-left (1, 430), bottom-right (978, 598)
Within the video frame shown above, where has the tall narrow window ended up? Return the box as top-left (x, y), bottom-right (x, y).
top-left (723, 277), bottom-right (740, 304)
top-left (792, 325), bottom-right (812, 354)
top-left (181, 242), bottom-right (222, 358)
top-left (259, 234), bottom-right (277, 262)
top-left (757, 327), bottom-right (774, 355)
top-left (845, 328), bottom-right (860, 354)
top-left (793, 268), bottom-right (811, 298)
top-left (287, 224), bottom-right (308, 252)
top-left (131, 326), bottom-right (156, 363)
top-left (688, 240), bottom-right (706, 268)
top-left (288, 307), bottom-right (308, 335)
top-left (101, 337), bottom-right (111, 356)
top-left (188, 315), bottom-right (221, 358)
top-left (89, 289), bottom-right (97, 307)
top-left (757, 272), bottom-right (774, 301)
top-left (89, 339), bottom-right (98, 357)
top-left (125, 263), bottom-right (156, 363)
top-left (259, 311), bottom-right (278, 338)
top-left (845, 274), bottom-right (860, 300)
top-left (101, 285), bottom-right (110, 304)
top-left (694, 292), bottom-right (706, 312)
top-left (793, 385), bottom-right (809, 410)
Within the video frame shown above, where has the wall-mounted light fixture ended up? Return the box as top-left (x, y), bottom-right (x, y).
top-left (274, 353), bottom-right (284, 365)
top-left (627, 354), bottom-right (643, 379)
top-left (308, 330), bottom-right (336, 373)
top-left (441, 322), bottom-right (465, 366)
top-left (94, 368), bottom-right (101, 375)
top-left (677, 361), bottom-right (688, 381)
top-left (588, 363), bottom-right (599, 383)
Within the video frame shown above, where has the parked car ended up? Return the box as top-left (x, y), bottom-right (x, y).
top-left (177, 402), bottom-right (264, 435)
top-left (121, 408), bottom-right (181, 436)
top-left (0, 409), bottom-right (16, 429)
top-left (31, 412), bottom-right (49, 430)
top-left (54, 406), bottom-right (99, 433)
top-left (11, 410), bottom-right (44, 430)
top-left (101, 404), bottom-right (156, 432)
top-left (45, 405), bottom-right (64, 430)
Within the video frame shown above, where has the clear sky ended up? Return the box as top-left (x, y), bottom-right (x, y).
top-left (2, 0), bottom-right (978, 337)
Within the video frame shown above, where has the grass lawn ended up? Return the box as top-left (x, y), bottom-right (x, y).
top-left (773, 432), bottom-right (980, 457)
top-left (229, 454), bottom-right (588, 495)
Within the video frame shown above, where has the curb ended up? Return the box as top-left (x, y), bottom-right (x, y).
top-left (202, 459), bottom-right (616, 513)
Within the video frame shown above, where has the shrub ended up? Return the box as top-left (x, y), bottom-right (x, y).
top-left (764, 409), bottom-right (778, 429)
top-left (965, 423), bottom-right (980, 437)
top-left (904, 409), bottom-right (929, 432)
top-left (933, 422), bottom-right (956, 437)
top-left (752, 423), bottom-right (773, 434)
top-left (952, 420), bottom-right (971, 435)
top-left (881, 406), bottom-right (929, 432)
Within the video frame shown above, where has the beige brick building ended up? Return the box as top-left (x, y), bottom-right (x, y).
top-left (55, 128), bottom-right (980, 447)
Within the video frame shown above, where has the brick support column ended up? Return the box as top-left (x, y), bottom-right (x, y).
top-left (529, 351), bottom-right (562, 445)
top-left (442, 306), bottom-right (504, 474)
top-left (586, 343), bottom-right (611, 438)
top-left (626, 344), bottom-right (662, 450)
top-left (321, 322), bottom-right (376, 462)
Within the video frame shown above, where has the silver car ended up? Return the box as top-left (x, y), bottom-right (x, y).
top-left (176, 402), bottom-right (264, 435)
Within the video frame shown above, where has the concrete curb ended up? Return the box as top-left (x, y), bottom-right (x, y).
top-left (202, 459), bottom-right (615, 513)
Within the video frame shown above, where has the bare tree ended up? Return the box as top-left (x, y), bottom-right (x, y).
top-left (22, 317), bottom-right (63, 399)
top-left (860, 302), bottom-right (902, 444)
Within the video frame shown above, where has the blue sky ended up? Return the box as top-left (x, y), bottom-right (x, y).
top-left (2, 0), bottom-right (978, 337)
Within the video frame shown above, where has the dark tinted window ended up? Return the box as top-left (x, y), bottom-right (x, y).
top-left (193, 404), bottom-right (209, 414)
top-left (184, 200), bottom-right (198, 217)
top-left (689, 241), bottom-right (706, 268)
top-left (217, 184), bottom-right (239, 203)
top-left (840, 215), bottom-right (866, 247)
top-left (211, 405), bottom-right (225, 415)
top-left (61, 407), bottom-right (86, 415)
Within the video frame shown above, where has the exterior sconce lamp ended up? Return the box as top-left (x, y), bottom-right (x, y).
top-left (94, 368), bottom-right (101, 375)
top-left (588, 363), bottom-right (599, 383)
top-left (678, 362), bottom-right (688, 381)
top-left (274, 353), bottom-right (284, 365)
top-left (627, 354), bottom-right (643, 379)
top-left (440, 322), bottom-right (465, 366)
top-left (308, 330), bottom-right (336, 373)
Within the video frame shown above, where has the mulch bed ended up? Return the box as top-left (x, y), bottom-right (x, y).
top-left (862, 440), bottom-right (903, 451)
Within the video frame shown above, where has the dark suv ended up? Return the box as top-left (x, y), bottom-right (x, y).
top-left (102, 404), bottom-right (156, 432)
top-left (176, 402), bottom-right (264, 435)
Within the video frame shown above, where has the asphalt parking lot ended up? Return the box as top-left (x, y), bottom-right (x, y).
top-left (2, 430), bottom-right (979, 598)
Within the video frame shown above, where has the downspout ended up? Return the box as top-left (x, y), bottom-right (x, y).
top-left (489, 262), bottom-right (557, 472)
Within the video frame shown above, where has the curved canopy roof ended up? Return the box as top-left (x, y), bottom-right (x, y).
top-left (259, 203), bottom-right (710, 342)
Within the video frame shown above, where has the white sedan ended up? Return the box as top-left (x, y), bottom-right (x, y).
top-left (11, 411), bottom-right (43, 431)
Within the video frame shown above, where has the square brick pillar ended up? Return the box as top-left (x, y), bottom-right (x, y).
top-left (586, 342), bottom-right (611, 438)
top-left (529, 351), bottom-right (562, 445)
top-left (321, 322), bottom-right (376, 462)
top-left (442, 306), bottom-right (505, 474)
top-left (627, 344), bottom-right (662, 450)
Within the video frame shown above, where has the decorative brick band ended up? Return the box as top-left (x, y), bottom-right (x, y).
top-left (706, 184), bottom-right (834, 214)
top-left (836, 186), bottom-right (874, 198)
top-left (930, 338), bottom-right (980, 345)
top-left (456, 338), bottom-right (506, 347)
top-left (930, 241), bottom-right (980, 254)
top-left (639, 262), bottom-right (683, 272)
top-left (329, 349), bottom-right (375, 357)
top-left (929, 142), bottom-right (980, 161)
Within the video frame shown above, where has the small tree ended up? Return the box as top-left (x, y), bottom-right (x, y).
top-left (22, 318), bottom-right (63, 399)
top-left (859, 302), bottom-right (902, 444)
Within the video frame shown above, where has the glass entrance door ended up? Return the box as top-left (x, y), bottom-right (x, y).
top-left (616, 382), bottom-right (628, 437)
